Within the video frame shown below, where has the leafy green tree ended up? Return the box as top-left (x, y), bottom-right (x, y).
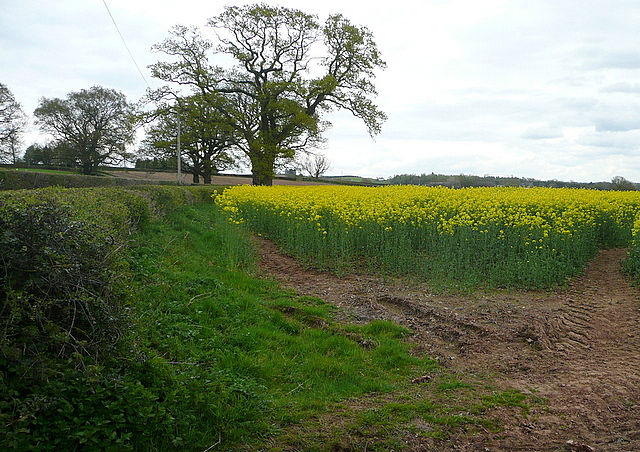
top-left (611, 175), bottom-right (636, 191)
top-left (142, 93), bottom-right (238, 183)
top-left (0, 83), bottom-right (28, 164)
top-left (150, 4), bottom-right (386, 185)
top-left (134, 156), bottom-right (174, 171)
top-left (22, 142), bottom-right (55, 166)
top-left (34, 86), bottom-right (137, 175)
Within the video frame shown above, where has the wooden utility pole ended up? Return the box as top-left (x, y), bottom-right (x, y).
top-left (177, 112), bottom-right (181, 184)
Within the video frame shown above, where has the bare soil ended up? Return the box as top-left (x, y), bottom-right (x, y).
top-left (255, 238), bottom-right (640, 451)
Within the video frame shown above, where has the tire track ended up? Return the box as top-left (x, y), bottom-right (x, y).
top-left (499, 249), bottom-right (640, 451)
top-left (255, 239), bottom-right (640, 451)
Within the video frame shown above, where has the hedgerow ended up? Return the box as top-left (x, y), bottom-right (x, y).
top-left (0, 185), bottom-right (220, 451)
top-left (0, 168), bottom-right (175, 191)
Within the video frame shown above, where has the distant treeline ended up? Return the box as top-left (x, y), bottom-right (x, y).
top-left (387, 173), bottom-right (637, 190)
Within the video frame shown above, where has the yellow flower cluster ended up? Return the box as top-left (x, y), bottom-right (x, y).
top-left (217, 184), bottom-right (640, 237)
top-left (215, 185), bottom-right (640, 287)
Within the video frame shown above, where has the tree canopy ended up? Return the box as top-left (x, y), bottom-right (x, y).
top-left (142, 93), bottom-right (238, 184)
top-left (150, 4), bottom-right (386, 185)
top-left (22, 143), bottom-right (55, 166)
top-left (0, 83), bottom-right (28, 164)
top-left (34, 86), bottom-right (136, 175)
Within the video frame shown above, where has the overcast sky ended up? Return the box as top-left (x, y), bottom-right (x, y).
top-left (3, 0), bottom-right (640, 182)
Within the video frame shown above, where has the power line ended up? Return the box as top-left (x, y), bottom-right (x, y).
top-left (102, 0), bottom-right (151, 89)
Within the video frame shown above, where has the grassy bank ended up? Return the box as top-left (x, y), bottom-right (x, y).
top-left (123, 203), bottom-right (539, 450)
top-left (125, 203), bottom-right (443, 449)
top-left (0, 188), bottom-right (537, 450)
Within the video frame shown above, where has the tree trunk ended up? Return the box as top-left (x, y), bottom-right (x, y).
top-left (191, 158), bottom-right (201, 184)
top-left (252, 170), bottom-right (273, 186)
top-left (250, 152), bottom-right (275, 186)
top-left (81, 160), bottom-right (93, 175)
top-left (203, 159), bottom-right (212, 184)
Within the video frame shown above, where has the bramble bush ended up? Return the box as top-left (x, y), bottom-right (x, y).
top-left (0, 186), bottom-right (223, 451)
top-left (0, 200), bottom-right (129, 377)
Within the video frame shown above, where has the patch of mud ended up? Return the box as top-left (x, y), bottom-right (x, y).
top-left (255, 238), bottom-right (640, 451)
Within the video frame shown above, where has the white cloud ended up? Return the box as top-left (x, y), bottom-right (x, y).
top-left (3, 0), bottom-right (640, 182)
top-left (601, 82), bottom-right (640, 93)
top-left (522, 124), bottom-right (564, 140)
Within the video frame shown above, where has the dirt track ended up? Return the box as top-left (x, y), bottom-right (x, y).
top-left (255, 239), bottom-right (640, 451)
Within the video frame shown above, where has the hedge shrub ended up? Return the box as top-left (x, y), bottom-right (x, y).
top-left (0, 201), bottom-right (129, 371)
top-left (0, 185), bottom-right (221, 450)
top-left (0, 169), bottom-right (179, 191)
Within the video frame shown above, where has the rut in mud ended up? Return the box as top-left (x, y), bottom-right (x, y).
top-left (255, 238), bottom-right (640, 451)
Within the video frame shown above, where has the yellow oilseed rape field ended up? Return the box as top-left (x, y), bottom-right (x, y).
top-left (216, 185), bottom-right (640, 289)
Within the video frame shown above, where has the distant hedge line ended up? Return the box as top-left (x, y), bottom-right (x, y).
top-left (0, 169), bottom-right (178, 191)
